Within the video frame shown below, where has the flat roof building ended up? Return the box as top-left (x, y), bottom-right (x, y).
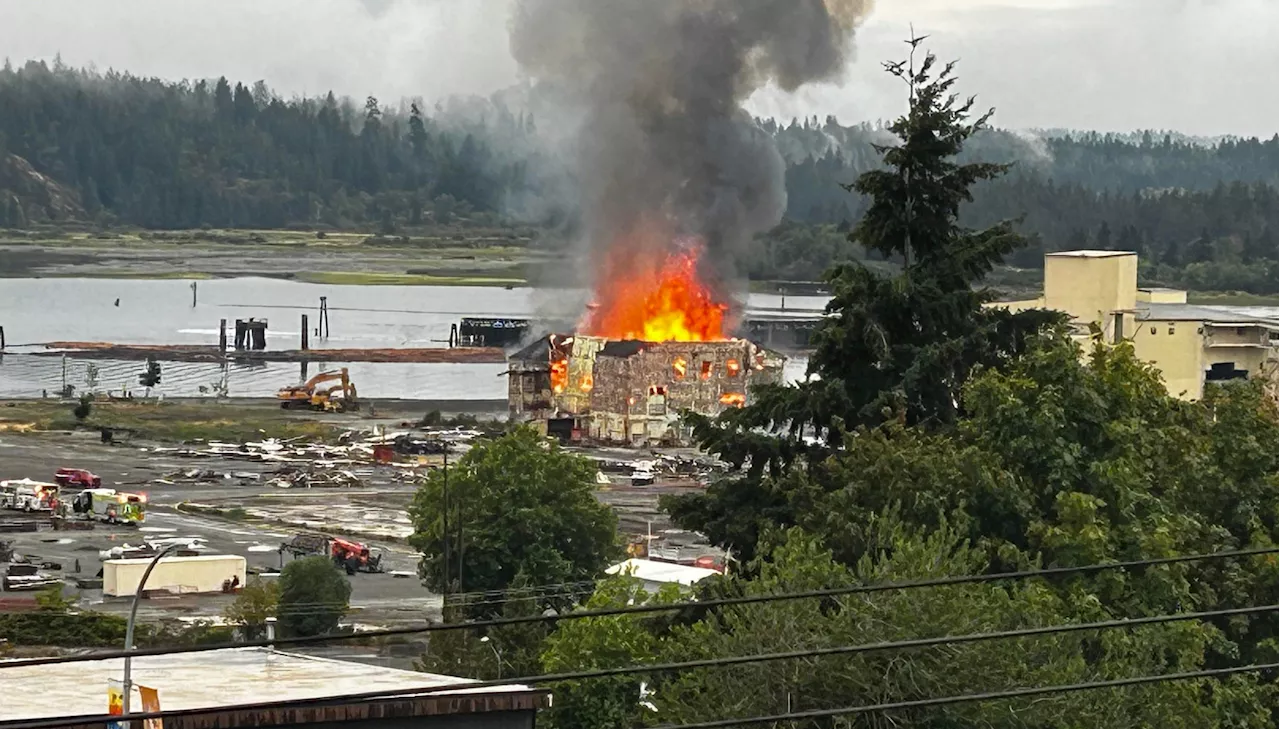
top-left (993, 250), bottom-right (1278, 400)
top-left (0, 647), bottom-right (547, 729)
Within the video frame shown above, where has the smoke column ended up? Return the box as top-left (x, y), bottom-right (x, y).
top-left (510, 0), bottom-right (874, 309)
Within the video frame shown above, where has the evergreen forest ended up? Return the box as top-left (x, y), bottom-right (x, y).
top-left (0, 59), bottom-right (1274, 293)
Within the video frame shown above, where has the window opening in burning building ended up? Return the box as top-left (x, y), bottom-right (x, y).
top-left (726, 358), bottom-right (741, 378)
top-left (673, 357), bottom-right (687, 380)
top-left (700, 360), bottom-right (713, 380)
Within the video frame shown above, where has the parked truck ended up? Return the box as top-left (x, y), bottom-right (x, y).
top-left (0, 479), bottom-right (59, 512)
top-left (71, 488), bottom-right (147, 525)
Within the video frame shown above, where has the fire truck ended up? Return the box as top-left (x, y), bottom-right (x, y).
top-left (0, 479), bottom-right (59, 512)
top-left (71, 488), bottom-right (147, 525)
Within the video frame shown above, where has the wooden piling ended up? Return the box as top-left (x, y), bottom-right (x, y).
top-left (319, 296), bottom-right (330, 338)
top-left (219, 319), bottom-right (227, 352)
top-left (0, 325), bottom-right (5, 350)
top-left (301, 314), bottom-right (309, 350)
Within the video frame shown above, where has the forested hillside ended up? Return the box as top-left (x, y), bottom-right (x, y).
top-left (0, 60), bottom-right (1275, 292)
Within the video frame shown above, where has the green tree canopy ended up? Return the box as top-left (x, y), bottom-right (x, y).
top-left (408, 426), bottom-right (621, 618)
top-left (277, 556), bottom-right (350, 637)
top-left (671, 48), bottom-right (1062, 561)
top-left (222, 577), bottom-right (280, 640)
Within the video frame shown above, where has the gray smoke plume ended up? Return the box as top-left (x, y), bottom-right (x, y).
top-left (510, 0), bottom-right (874, 302)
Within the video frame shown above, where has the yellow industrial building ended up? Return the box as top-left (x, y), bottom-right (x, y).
top-left (994, 250), bottom-right (1278, 400)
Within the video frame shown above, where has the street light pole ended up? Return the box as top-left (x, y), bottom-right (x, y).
top-left (479, 636), bottom-right (503, 679)
top-left (121, 543), bottom-right (185, 726)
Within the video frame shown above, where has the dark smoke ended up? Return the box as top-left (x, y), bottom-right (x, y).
top-left (510, 0), bottom-right (874, 298)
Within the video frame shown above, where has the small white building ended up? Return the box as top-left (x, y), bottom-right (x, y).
top-left (606, 558), bottom-right (721, 594)
top-left (103, 554), bottom-right (247, 597)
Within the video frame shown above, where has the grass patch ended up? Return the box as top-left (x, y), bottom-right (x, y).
top-left (0, 400), bottom-right (337, 443)
top-left (1186, 291), bottom-right (1278, 306)
top-left (44, 270), bottom-right (219, 280)
top-left (295, 271), bottom-right (526, 287)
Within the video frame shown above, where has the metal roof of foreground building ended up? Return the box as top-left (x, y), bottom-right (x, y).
top-left (1, 646), bottom-right (547, 728)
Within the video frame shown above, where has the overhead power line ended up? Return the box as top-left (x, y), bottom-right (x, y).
top-left (652, 664), bottom-right (1278, 728)
top-left (2, 604), bottom-right (1273, 729)
top-left (1, 546), bottom-right (1272, 670)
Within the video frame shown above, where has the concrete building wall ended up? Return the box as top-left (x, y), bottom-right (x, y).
top-left (1138, 288), bottom-right (1188, 304)
top-left (1131, 319), bottom-right (1207, 400)
top-left (1044, 251), bottom-right (1138, 342)
top-left (997, 250), bottom-right (1277, 402)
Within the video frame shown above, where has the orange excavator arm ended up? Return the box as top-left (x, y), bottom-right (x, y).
top-left (278, 368), bottom-right (350, 402)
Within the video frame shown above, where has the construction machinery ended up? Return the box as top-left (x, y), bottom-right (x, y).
top-left (280, 533), bottom-right (383, 575)
top-left (276, 368), bottom-right (359, 412)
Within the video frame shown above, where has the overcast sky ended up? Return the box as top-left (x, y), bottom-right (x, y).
top-left (0, 0), bottom-right (1275, 137)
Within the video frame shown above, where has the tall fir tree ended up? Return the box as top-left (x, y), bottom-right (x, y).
top-left (670, 43), bottom-right (1063, 558)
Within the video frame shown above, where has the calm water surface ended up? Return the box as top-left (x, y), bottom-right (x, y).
top-left (0, 278), bottom-right (822, 399)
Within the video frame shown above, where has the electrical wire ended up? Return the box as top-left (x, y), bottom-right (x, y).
top-left (2, 605), bottom-right (1272, 729)
top-left (1, 546), bottom-right (1272, 669)
top-left (650, 664), bottom-right (1279, 728)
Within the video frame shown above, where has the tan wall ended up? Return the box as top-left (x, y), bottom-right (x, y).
top-left (1204, 324), bottom-right (1273, 347)
top-left (1137, 288), bottom-right (1188, 304)
top-left (1205, 346), bottom-right (1274, 381)
top-left (1044, 253), bottom-right (1138, 327)
top-left (1132, 319), bottom-right (1206, 400)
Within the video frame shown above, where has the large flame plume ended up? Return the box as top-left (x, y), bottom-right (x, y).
top-left (511, 0), bottom-right (872, 340)
top-left (580, 228), bottom-right (729, 342)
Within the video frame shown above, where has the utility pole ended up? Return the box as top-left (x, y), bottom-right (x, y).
top-left (441, 446), bottom-right (450, 609)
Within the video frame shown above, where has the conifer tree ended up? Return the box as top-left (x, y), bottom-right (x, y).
top-left (671, 43), bottom-right (1063, 556)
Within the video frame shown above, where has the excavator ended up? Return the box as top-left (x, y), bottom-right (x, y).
top-left (275, 368), bottom-right (359, 412)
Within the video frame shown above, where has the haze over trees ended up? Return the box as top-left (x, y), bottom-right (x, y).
top-left (0, 58), bottom-right (1274, 293)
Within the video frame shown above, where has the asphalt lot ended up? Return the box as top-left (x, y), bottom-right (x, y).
top-left (0, 425), bottom-right (698, 629)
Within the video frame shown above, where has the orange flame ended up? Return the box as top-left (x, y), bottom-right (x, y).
top-left (581, 231), bottom-right (729, 342)
top-left (551, 358), bottom-right (568, 394)
top-left (719, 392), bottom-right (746, 407)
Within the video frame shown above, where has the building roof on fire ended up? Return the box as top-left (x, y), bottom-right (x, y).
top-left (598, 340), bottom-right (649, 358)
top-left (508, 332), bottom-right (570, 364)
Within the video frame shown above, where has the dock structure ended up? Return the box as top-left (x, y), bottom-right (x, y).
top-left (35, 342), bottom-right (507, 364)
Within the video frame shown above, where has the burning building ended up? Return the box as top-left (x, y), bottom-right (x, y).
top-left (508, 242), bottom-right (785, 446)
top-left (502, 0), bottom-right (867, 443)
top-left (508, 333), bottom-right (784, 446)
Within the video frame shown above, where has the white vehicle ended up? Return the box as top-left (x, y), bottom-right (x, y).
top-left (0, 479), bottom-right (59, 512)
